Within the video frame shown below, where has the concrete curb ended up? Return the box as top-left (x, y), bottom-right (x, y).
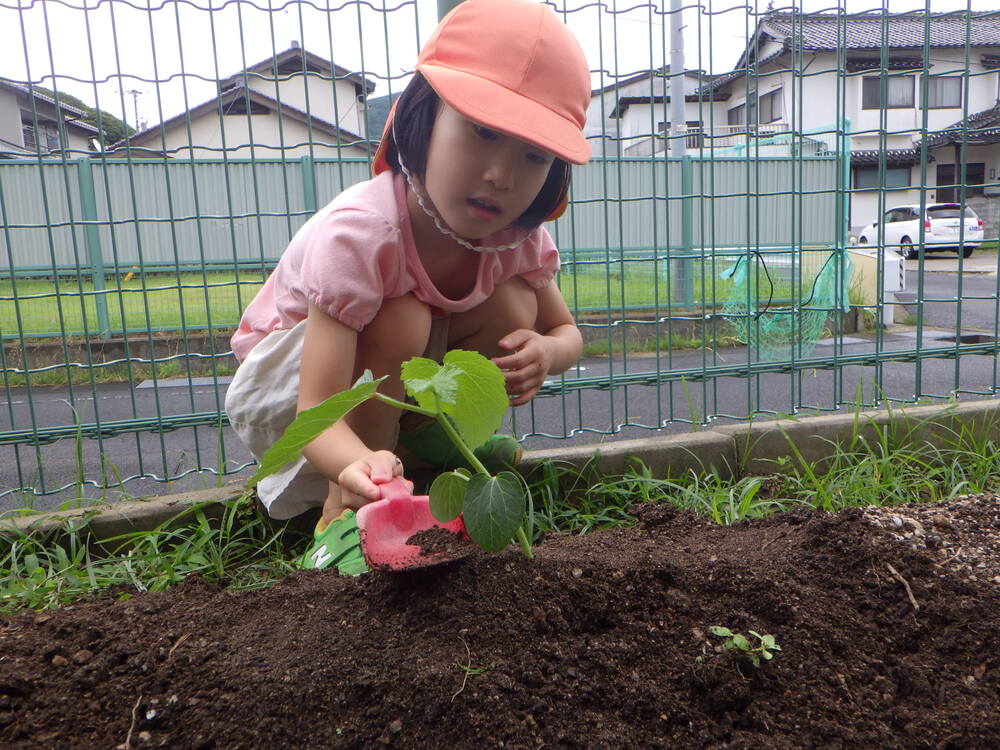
top-left (4, 399), bottom-right (999, 547)
top-left (1, 482), bottom-right (246, 548)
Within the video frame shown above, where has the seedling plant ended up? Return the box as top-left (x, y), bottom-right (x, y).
top-left (707, 626), bottom-right (781, 667)
top-left (248, 350), bottom-right (533, 557)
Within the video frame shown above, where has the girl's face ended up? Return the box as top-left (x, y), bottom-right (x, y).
top-left (418, 103), bottom-right (555, 241)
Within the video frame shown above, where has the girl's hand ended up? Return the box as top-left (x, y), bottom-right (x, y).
top-left (337, 450), bottom-right (410, 510)
top-left (492, 329), bottom-right (554, 406)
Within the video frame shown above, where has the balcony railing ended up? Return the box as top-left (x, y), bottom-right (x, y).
top-left (623, 123), bottom-right (792, 157)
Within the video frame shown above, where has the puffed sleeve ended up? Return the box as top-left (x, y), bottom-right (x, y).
top-left (514, 226), bottom-right (562, 289)
top-left (297, 208), bottom-right (405, 332)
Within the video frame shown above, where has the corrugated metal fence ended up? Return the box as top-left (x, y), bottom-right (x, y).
top-left (1, 155), bottom-right (840, 274)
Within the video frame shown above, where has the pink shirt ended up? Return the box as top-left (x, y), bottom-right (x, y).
top-left (230, 171), bottom-right (561, 361)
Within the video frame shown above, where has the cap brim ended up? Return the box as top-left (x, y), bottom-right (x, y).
top-left (419, 63), bottom-right (591, 165)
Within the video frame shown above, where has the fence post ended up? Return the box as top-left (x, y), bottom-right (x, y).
top-left (75, 157), bottom-right (111, 339)
top-left (300, 155), bottom-right (317, 214)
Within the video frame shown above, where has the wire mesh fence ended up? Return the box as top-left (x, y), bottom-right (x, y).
top-left (1, 0), bottom-right (998, 508)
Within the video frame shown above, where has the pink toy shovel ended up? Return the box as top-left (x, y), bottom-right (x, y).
top-left (355, 477), bottom-right (470, 571)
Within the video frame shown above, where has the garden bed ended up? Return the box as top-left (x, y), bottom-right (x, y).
top-left (2, 495), bottom-right (999, 748)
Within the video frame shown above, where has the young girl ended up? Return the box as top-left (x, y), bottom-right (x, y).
top-left (225, 0), bottom-right (591, 574)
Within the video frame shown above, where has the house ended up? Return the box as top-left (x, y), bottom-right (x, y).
top-left (116, 44), bottom-right (376, 159)
top-left (585, 11), bottom-right (1000, 237)
top-left (702, 10), bottom-right (1000, 235)
top-left (586, 66), bottom-right (725, 157)
top-left (0, 79), bottom-right (99, 157)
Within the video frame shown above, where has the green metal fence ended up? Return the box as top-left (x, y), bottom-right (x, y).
top-left (1, 0), bottom-right (999, 507)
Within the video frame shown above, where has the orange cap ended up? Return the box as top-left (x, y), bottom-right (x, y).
top-left (372, 0), bottom-right (591, 219)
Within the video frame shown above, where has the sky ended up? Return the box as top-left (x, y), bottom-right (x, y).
top-left (0, 0), bottom-right (992, 131)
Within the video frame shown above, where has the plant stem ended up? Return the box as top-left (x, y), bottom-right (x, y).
top-left (434, 412), bottom-right (491, 476)
top-left (515, 526), bottom-right (534, 558)
top-left (374, 393), bottom-right (437, 418)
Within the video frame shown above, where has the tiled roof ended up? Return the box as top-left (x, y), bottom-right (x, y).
top-left (850, 149), bottom-right (924, 167)
top-left (844, 57), bottom-right (924, 73)
top-left (219, 46), bottom-right (376, 96)
top-left (697, 45), bottom-right (787, 94)
top-left (705, 10), bottom-right (999, 95)
top-left (924, 104), bottom-right (1000, 147)
top-left (114, 86), bottom-right (368, 151)
top-left (761, 10), bottom-right (1000, 50)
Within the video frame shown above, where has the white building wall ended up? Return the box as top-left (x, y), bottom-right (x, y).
top-left (0, 88), bottom-right (23, 147)
top-left (135, 112), bottom-right (369, 159)
top-left (249, 73), bottom-right (365, 137)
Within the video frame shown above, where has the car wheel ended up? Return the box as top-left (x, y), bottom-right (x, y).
top-left (859, 236), bottom-right (868, 245)
top-left (900, 238), bottom-right (918, 260)
top-left (962, 245), bottom-right (974, 259)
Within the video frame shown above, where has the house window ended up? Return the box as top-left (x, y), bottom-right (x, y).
top-left (22, 125), bottom-right (36, 150)
top-left (727, 104), bottom-right (745, 126)
top-left (936, 163), bottom-right (986, 201)
top-left (862, 75), bottom-right (914, 109)
top-left (853, 166), bottom-right (911, 190)
top-left (758, 89), bottom-right (783, 123)
top-left (923, 76), bottom-right (962, 109)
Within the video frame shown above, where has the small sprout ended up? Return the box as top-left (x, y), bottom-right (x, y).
top-left (707, 625), bottom-right (781, 667)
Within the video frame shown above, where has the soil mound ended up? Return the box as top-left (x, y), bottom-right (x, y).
top-left (2, 499), bottom-right (1000, 749)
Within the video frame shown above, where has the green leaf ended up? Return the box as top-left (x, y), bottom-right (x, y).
top-left (759, 634), bottom-right (777, 650)
top-left (708, 626), bottom-right (733, 638)
top-left (401, 357), bottom-right (458, 413)
top-left (731, 634), bottom-right (750, 651)
top-left (247, 372), bottom-right (385, 486)
top-left (463, 472), bottom-right (525, 553)
top-left (399, 350), bottom-right (508, 452)
top-left (429, 471), bottom-right (469, 522)
top-left (443, 350), bottom-right (508, 449)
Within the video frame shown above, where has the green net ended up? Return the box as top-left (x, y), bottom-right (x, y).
top-left (720, 248), bottom-right (853, 361)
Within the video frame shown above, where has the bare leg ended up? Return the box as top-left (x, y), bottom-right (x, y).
top-left (320, 294), bottom-right (431, 523)
top-left (448, 276), bottom-right (538, 356)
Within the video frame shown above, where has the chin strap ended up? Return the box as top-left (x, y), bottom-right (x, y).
top-left (394, 123), bottom-right (528, 254)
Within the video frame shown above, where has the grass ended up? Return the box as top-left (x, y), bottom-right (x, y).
top-left (2, 253), bottom-right (837, 338)
top-left (4, 409), bottom-right (998, 614)
top-left (1, 497), bottom-right (300, 614)
top-left (0, 271), bottom-right (265, 338)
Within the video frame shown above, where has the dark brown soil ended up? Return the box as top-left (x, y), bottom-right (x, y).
top-left (406, 527), bottom-right (477, 559)
top-left (3, 498), bottom-right (1000, 749)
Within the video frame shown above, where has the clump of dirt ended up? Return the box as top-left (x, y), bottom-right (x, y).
top-left (405, 527), bottom-right (476, 558)
top-left (2, 499), bottom-right (1000, 748)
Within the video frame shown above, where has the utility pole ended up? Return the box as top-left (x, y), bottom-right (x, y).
top-left (669, 0), bottom-right (693, 307)
top-left (669, 0), bottom-right (686, 158)
top-left (117, 88), bottom-right (143, 129)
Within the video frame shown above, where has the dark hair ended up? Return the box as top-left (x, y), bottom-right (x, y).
top-left (383, 72), bottom-right (571, 229)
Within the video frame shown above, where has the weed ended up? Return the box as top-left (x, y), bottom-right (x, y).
top-left (452, 636), bottom-right (496, 700)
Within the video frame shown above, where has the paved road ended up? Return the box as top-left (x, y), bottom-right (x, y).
top-left (3, 253), bottom-right (997, 512)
